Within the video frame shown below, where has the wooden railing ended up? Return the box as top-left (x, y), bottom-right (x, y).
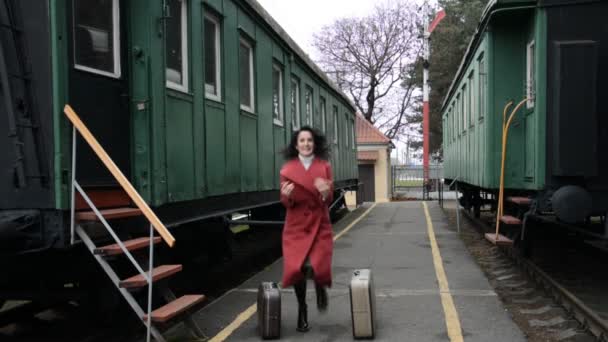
top-left (64, 104), bottom-right (175, 247)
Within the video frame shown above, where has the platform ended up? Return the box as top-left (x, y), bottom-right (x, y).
top-left (166, 202), bottom-right (526, 341)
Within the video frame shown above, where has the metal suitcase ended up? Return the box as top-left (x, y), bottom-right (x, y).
top-left (349, 269), bottom-right (376, 339)
top-left (257, 282), bottom-right (281, 339)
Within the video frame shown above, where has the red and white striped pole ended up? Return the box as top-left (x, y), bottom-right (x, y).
top-left (422, 6), bottom-right (445, 200)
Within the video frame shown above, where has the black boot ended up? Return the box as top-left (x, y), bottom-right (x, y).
top-left (315, 283), bottom-right (328, 312)
top-left (294, 280), bottom-right (310, 332)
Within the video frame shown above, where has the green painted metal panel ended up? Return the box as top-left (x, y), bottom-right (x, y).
top-left (240, 113), bottom-right (258, 191)
top-left (130, 0), bottom-right (154, 203)
top-left (491, 13), bottom-right (528, 190)
top-left (191, 3), bottom-right (207, 198)
top-left (256, 31), bottom-right (275, 190)
top-left (50, 0), bottom-right (69, 209)
top-left (205, 103), bottom-right (227, 196)
top-left (149, 0), bottom-right (168, 205)
top-left (165, 94), bottom-right (195, 202)
top-left (273, 126), bottom-right (286, 186)
top-left (204, 0), bottom-right (222, 12)
top-left (534, 8), bottom-right (547, 188)
top-left (237, 7), bottom-right (255, 39)
top-left (223, 0), bottom-right (241, 194)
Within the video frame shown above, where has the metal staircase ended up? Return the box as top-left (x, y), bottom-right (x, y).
top-left (65, 105), bottom-right (205, 342)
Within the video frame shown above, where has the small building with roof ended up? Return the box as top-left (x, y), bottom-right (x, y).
top-left (346, 114), bottom-right (395, 205)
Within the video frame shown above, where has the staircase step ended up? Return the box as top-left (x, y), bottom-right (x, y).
top-left (506, 196), bottom-right (532, 206)
top-left (484, 233), bottom-right (513, 246)
top-left (143, 295), bottom-right (205, 323)
top-left (76, 187), bottom-right (131, 210)
top-left (76, 207), bottom-right (142, 221)
top-left (94, 237), bottom-right (162, 256)
top-left (500, 215), bottom-right (522, 225)
top-left (119, 265), bottom-right (182, 289)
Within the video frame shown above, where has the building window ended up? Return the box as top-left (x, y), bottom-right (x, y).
top-left (468, 71), bottom-right (474, 127)
top-left (166, 0), bottom-right (188, 91)
top-left (456, 95), bottom-right (461, 135)
top-left (526, 40), bottom-right (535, 108)
top-left (73, 0), bottom-right (121, 78)
top-left (272, 63), bottom-right (283, 125)
top-left (332, 106), bottom-right (338, 144)
top-left (304, 86), bottom-right (313, 126)
top-left (320, 97), bottom-right (326, 132)
top-left (462, 86), bottom-right (468, 132)
top-left (290, 77), bottom-right (300, 130)
top-left (204, 12), bottom-right (221, 100)
top-left (478, 55), bottom-right (486, 120)
top-left (239, 37), bottom-right (254, 112)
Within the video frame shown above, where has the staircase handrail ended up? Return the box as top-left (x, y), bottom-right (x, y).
top-left (64, 104), bottom-right (175, 247)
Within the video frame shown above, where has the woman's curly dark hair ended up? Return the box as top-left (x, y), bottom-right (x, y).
top-left (282, 126), bottom-right (330, 160)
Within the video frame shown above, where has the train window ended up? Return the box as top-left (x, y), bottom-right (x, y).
top-left (462, 85), bottom-right (467, 132)
top-left (468, 71), bottom-right (474, 127)
top-left (239, 37), bottom-right (255, 112)
top-left (73, 0), bottom-right (121, 78)
top-left (204, 12), bottom-right (221, 100)
top-left (320, 97), bottom-right (327, 132)
top-left (478, 55), bottom-right (486, 120)
top-left (291, 77), bottom-right (300, 130)
top-left (351, 119), bottom-right (355, 148)
top-left (344, 113), bottom-right (349, 148)
top-left (166, 0), bottom-right (188, 91)
top-left (332, 106), bottom-right (338, 144)
top-left (526, 41), bottom-right (535, 108)
top-left (305, 86), bottom-right (313, 126)
top-left (272, 63), bottom-right (283, 125)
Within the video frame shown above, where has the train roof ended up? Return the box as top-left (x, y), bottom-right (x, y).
top-left (243, 0), bottom-right (357, 113)
top-left (440, 0), bottom-right (537, 112)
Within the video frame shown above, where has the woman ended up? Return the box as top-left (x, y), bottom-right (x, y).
top-left (280, 126), bottom-right (334, 332)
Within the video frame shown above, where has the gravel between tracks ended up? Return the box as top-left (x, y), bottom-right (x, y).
top-left (442, 202), bottom-right (596, 342)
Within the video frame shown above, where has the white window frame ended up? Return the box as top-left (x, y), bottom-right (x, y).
top-left (73, 0), bottom-right (121, 78)
top-left (320, 97), bottom-right (326, 132)
top-left (468, 71), bottom-right (474, 127)
top-left (305, 86), bottom-right (313, 126)
top-left (239, 37), bottom-right (255, 112)
top-left (291, 78), bottom-right (300, 130)
top-left (272, 63), bottom-right (283, 126)
top-left (166, 0), bottom-right (189, 92)
top-left (204, 12), bottom-right (221, 101)
top-left (526, 40), bottom-right (536, 108)
top-left (478, 56), bottom-right (486, 120)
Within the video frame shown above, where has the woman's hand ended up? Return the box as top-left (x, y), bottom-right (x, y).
top-left (314, 178), bottom-right (331, 201)
top-left (281, 181), bottom-right (295, 198)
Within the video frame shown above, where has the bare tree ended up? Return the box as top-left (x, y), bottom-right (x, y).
top-left (313, 1), bottom-right (423, 139)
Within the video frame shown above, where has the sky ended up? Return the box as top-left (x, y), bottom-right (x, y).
top-left (256, 0), bottom-right (434, 164)
top-left (256, 0), bottom-right (378, 57)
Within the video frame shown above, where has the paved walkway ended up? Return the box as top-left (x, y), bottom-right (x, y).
top-left (167, 201), bottom-right (526, 341)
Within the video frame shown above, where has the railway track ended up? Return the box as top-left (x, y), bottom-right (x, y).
top-left (457, 206), bottom-right (608, 341)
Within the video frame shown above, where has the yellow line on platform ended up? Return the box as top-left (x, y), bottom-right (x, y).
top-left (208, 203), bottom-right (377, 341)
top-left (333, 203), bottom-right (377, 241)
top-left (422, 201), bottom-right (464, 342)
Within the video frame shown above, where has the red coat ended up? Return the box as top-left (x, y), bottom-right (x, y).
top-left (279, 158), bottom-right (334, 288)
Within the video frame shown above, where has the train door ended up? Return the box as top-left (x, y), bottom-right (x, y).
top-left (67, 0), bottom-right (130, 186)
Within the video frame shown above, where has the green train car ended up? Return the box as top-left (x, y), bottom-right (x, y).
top-left (442, 0), bottom-right (607, 225)
top-left (0, 0), bottom-right (357, 297)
